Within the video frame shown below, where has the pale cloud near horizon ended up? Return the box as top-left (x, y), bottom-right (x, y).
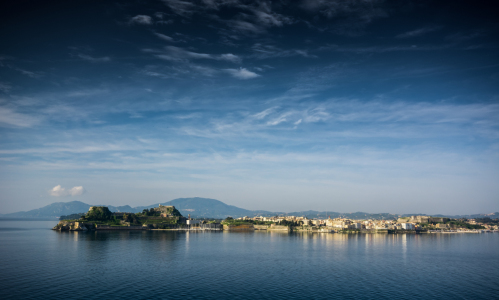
top-left (50, 185), bottom-right (85, 197)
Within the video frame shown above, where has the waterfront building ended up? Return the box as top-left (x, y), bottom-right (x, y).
top-left (401, 223), bottom-right (415, 230)
top-left (436, 223), bottom-right (449, 229)
top-left (352, 223), bottom-right (362, 229)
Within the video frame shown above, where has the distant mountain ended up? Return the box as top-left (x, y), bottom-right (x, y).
top-left (1, 198), bottom-right (497, 220)
top-left (463, 212), bottom-right (499, 219)
top-left (0, 201), bottom-right (142, 219)
top-left (284, 210), bottom-right (399, 220)
top-left (0, 198), bottom-right (271, 219)
top-left (0, 201), bottom-right (91, 219)
top-left (136, 197), bottom-right (275, 219)
top-left (400, 212), bottom-right (499, 219)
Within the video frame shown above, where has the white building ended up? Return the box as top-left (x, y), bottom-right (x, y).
top-left (401, 223), bottom-right (415, 230)
top-left (351, 223), bottom-right (362, 229)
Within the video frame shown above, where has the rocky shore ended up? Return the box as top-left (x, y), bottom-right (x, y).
top-left (52, 221), bottom-right (96, 231)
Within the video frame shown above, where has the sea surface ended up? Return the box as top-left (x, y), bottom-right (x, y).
top-left (0, 220), bottom-right (498, 300)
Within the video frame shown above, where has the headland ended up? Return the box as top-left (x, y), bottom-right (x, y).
top-left (52, 205), bottom-right (498, 233)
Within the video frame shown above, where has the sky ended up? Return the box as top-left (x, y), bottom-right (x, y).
top-left (0, 0), bottom-right (498, 215)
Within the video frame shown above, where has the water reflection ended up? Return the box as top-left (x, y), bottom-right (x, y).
top-left (1, 221), bottom-right (498, 300)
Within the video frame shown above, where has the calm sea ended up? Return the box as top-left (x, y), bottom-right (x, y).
top-left (0, 220), bottom-right (498, 300)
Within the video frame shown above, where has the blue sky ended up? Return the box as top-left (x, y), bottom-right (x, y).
top-left (0, 0), bottom-right (498, 214)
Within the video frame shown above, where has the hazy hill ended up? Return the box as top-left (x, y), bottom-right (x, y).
top-left (284, 210), bottom-right (399, 220)
top-left (0, 201), bottom-right (91, 219)
top-left (136, 197), bottom-right (274, 219)
top-left (0, 198), bottom-right (271, 219)
top-left (1, 198), bottom-right (497, 220)
top-left (0, 201), bottom-right (143, 219)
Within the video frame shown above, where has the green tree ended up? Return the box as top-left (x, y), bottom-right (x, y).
top-left (85, 207), bottom-right (113, 221)
top-left (123, 213), bottom-right (139, 224)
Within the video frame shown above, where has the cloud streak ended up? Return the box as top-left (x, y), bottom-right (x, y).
top-left (77, 54), bottom-right (111, 62)
top-left (396, 26), bottom-right (442, 38)
top-left (0, 106), bottom-right (40, 127)
top-left (129, 15), bottom-right (153, 25)
top-left (147, 46), bottom-right (241, 63)
top-left (224, 68), bottom-right (260, 79)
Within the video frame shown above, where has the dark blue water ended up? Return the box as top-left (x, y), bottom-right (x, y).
top-left (0, 221), bottom-right (498, 300)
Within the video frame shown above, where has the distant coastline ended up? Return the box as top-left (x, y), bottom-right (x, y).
top-left (0, 217), bottom-right (59, 221)
top-left (3, 198), bottom-right (499, 220)
top-left (52, 204), bottom-right (499, 234)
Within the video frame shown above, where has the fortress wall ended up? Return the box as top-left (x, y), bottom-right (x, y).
top-left (269, 225), bottom-right (290, 231)
top-left (96, 225), bottom-right (145, 230)
top-left (223, 224), bottom-right (255, 231)
top-left (254, 225), bottom-right (269, 230)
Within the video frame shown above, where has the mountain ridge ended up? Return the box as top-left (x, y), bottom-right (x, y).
top-left (1, 198), bottom-right (498, 220)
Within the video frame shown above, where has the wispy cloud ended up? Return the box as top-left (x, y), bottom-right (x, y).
top-left (445, 30), bottom-right (485, 43)
top-left (0, 82), bottom-right (12, 93)
top-left (129, 15), bottom-right (153, 25)
top-left (221, 4), bottom-right (293, 35)
top-left (321, 43), bottom-right (453, 53)
top-left (253, 107), bottom-right (276, 119)
top-left (161, 0), bottom-right (293, 37)
top-left (7, 66), bottom-right (42, 78)
top-left (177, 99), bottom-right (499, 143)
top-left (148, 46), bottom-right (241, 63)
top-left (304, 107), bottom-right (329, 123)
top-left (161, 0), bottom-right (196, 17)
top-left (77, 54), bottom-right (111, 62)
top-left (0, 106), bottom-right (40, 127)
top-left (224, 68), bottom-right (260, 79)
top-left (219, 53), bottom-right (241, 63)
top-left (154, 32), bottom-right (174, 42)
top-left (153, 12), bottom-right (173, 24)
top-left (251, 43), bottom-right (316, 59)
top-left (267, 112), bottom-right (292, 125)
top-left (299, 0), bottom-right (388, 36)
top-left (396, 26), bottom-right (442, 38)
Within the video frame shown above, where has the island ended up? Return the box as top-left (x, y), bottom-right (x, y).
top-left (53, 205), bottom-right (497, 233)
